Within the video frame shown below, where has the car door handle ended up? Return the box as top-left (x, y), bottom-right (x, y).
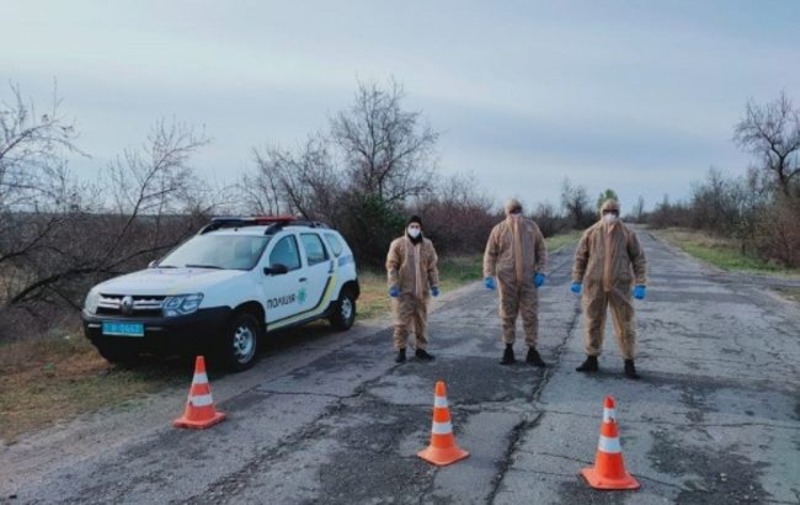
top-left (299, 277), bottom-right (307, 282)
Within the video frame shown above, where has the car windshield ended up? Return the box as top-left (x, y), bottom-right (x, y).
top-left (157, 234), bottom-right (271, 271)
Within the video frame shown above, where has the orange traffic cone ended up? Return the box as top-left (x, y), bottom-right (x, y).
top-left (173, 356), bottom-right (226, 429)
top-left (417, 381), bottom-right (469, 466)
top-left (581, 395), bottom-right (640, 490)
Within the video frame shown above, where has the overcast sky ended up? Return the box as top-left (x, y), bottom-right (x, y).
top-left (3, 0), bottom-right (799, 212)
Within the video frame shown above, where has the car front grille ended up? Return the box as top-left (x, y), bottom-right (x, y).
top-left (97, 294), bottom-right (166, 317)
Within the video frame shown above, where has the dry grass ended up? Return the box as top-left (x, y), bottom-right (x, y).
top-left (356, 254), bottom-right (484, 319)
top-left (546, 230), bottom-right (583, 251)
top-left (356, 269), bottom-right (393, 321)
top-left (654, 228), bottom-right (800, 273)
top-left (656, 228), bottom-right (738, 252)
top-left (0, 335), bottom-right (184, 442)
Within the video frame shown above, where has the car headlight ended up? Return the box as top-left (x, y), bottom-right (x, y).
top-left (163, 293), bottom-right (204, 317)
top-left (84, 290), bottom-right (100, 315)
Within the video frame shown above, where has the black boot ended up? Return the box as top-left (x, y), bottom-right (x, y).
top-left (415, 348), bottom-right (435, 361)
top-left (624, 359), bottom-right (640, 379)
top-left (526, 347), bottom-right (546, 367)
top-left (576, 355), bottom-right (599, 372)
top-left (395, 348), bottom-right (406, 363)
top-left (500, 344), bottom-right (516, 365)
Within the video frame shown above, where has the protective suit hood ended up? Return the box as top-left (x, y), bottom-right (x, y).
top-left (504, 198), bottom-right (523, 216)
top-left (599, 199), bottom-right (621, 218)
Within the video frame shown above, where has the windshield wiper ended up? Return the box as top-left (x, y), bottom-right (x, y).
top-left (156, 264), bottom-right (178, 269)
top-left (184, 264), bottom-right (223, 269)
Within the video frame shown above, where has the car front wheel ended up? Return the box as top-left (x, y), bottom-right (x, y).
top-left (329, 290), bottom-right (356, 331)
top-left (219, 312), bottom-right (260, 371)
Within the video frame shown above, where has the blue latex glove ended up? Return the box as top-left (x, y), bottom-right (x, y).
top-left (633, 285), bottom-right (646, 300)
top-left (570, 282), bottom-right (582, 295)
top-left (389, 285), bottom-right (400, 298)
top-left (431, 286), bottom-right (440, 297)
top-left (533, 272), bottom-right (546, 288)
top-left (484, 277), bottom-right (496, 290)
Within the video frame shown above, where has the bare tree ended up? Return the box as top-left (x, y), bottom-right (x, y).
top-left (0, 82), bottom-right (86, 312)
top-left (560, 178), bottom-right (594, 229)
top-left (631, 195), bottom-right (645, 223)
top-left (733, 167), bottom-right (773, 253)
top-left (0, 81), bottom-right (83, 212)
top-left (530, 201), bottom-right (563, 237)
top-left (0, 82), bottom-right (84, 270)
top-left (331, 79), bottom-right (438, 204)
top-left (734, 92), bottom-right (800, 197)
top-left (240, 152), bottom-right (284, 215)
top-left (249, 134), bottom-right (343, 223)
top-left (690, 167), bottom-right (739, 233)
top-left (238, 78), bottom-right (443, 267)
top-left (414, 172), bottom-right (495, 254)
top-left (3, 118), bottom-right (211, 312)
top-left (95, 119), bottom-right (212, 268)
top-left (106, 118), bottom-right (210, 215)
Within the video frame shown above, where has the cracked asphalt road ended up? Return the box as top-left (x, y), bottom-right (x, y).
top-left (2, 229), bottom-right (799, 504)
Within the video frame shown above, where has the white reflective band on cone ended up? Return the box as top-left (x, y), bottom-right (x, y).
top-left (598, 435), bottom-right (621, 453)
top-left (434, 396), bottom-right (448, 408)
top-left (431, 421), bottom-right (452, 435)
top-left (603, 407), bottom-right (616, 423)
top-left (193, 373), bottom-right (209, 384)
top-left (190, 394), bottom-right (214, 407)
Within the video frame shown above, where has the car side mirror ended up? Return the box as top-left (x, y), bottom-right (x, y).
top-left (264, 263), bottom-right (289, 276)
top-left (148, 260), bottom-right (159, 268)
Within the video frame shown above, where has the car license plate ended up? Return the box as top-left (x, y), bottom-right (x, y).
top-left (102, 321), bottom-right (145, 337)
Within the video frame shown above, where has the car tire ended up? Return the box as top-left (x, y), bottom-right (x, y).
top-left (219, 312), bottom-right (260, 372)
top-left (329, 289), bottom-right (356, 331)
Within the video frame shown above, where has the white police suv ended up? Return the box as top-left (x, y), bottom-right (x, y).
top-left (82, 216), bottom-right (360, 371)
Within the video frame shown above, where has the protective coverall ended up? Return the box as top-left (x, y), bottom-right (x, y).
top-left (572, 200), bottom-right (647, 360)
top-left (483, 205), bottom-right (547, 347)
top-left (386, 235), bottom-right (440, 351)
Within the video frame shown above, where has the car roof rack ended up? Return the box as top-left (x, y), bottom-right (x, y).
top-left (198, 215), bottom-right (330, 235)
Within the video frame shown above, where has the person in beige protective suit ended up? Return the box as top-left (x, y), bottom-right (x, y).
top-left (483, 198), bottom-right (548, 366)
top-left (571, 199), bottom-right (647, 379)
top-left (386, 215), bottom-right (440, 363)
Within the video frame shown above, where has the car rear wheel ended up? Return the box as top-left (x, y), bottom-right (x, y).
top-left (219, 312), bottom-right (260, 372)
top-left (329, 289), bottom-right (356, 331)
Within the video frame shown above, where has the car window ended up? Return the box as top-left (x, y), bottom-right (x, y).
top-left (268, 235), bottom-right (302, 271)
top-left (158, 234), bottom-right (270, 270)
top-left (229, 238), bottom-right (259, 270)
top-left (300, 233), bottom-right (329, 266)
top-left (323, 233), bottom-right (344, 257)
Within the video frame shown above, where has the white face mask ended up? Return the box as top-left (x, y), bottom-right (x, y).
top-left (603, 213), bottom-right (618, 224)
top-left (407, 227), bottom-right (421, 238)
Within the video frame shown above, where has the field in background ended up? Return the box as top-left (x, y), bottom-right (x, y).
top-left (0, 233), bottom-right (579, 443)
top-left (546, 230), bottom-right (583, 251)
top-left (355, 254), bottom-right (484, 321)
top-left (652, 228), bottom-right (800, 273)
